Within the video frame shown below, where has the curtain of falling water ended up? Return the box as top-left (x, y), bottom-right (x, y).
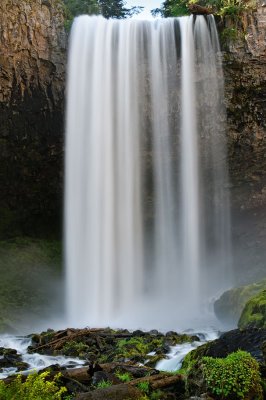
top-left (65, 15), bottom-right (231, 329)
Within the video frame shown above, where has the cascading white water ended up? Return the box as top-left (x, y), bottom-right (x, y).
top-left (65, 15), bottom-right (231, 330)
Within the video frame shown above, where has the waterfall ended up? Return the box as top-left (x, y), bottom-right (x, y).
top-left (65, 15), bottom-right (231, 330)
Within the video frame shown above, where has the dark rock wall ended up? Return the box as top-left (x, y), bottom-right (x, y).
top-left (0, 0), bottom-right (66, 238)
top-left (222, 0), bottom-right (266, 282)
top-left (0, 0), bottom-right (265, 282)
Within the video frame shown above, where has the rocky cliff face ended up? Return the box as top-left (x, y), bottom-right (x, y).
top-left (222, 0), bottom-right (266, 282)
top-left (0, 0), bottom-right (66, 238)
top-left (0, 0), bottom-right (265, 277)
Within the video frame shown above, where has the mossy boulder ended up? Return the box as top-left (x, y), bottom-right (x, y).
top-left (238, 290), bottom-right (266, 329)
top-left (186, 351), bottom-right (263, 399)
top-left (214, 278), bottom-right (266, 326)
top-left (181, 328), bottom-right (266, 367)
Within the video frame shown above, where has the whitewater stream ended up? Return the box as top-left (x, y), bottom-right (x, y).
top-left (0, 328), bottom-right (219, 378)
top-left (0, 335), bottom-right (85, 379)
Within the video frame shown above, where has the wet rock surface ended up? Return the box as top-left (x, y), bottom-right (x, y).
top-left (0, 347), bottom-right (29, 372)
top-left (0, 0), bottom-right (66, 238)
top-left (186, 328), bottom-right (266, 363)
top-left (29, 327), bottom-right (198, 366)
top-left (2, 327), bottom-right (266, 399)
top-left (0, 327), bottom-right (195, 399)
top-left (222, 0), bottom-right (266, 282)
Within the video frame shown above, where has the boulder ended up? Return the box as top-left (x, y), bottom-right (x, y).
top-left (214, 278), bottom-right (266, 325)
top-left (182, 328), bottom-right (266, 364)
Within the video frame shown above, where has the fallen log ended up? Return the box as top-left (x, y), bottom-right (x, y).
top-left (128, 372), bottom-right (184, 389)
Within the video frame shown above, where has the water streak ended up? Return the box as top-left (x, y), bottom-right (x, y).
top-left (65, 15), bottom-right (231, 330)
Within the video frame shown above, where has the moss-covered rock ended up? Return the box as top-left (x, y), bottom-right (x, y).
top-left (185, 351), bottom-right (263, 399)
top-left (28, 327), bottom-right (198, 369)
top-left (238, 290), bottom-right (266, 329)
top-left (214, 278), bottom-right (266, 325)
top-left (181, 328), bottom-right (266, 369)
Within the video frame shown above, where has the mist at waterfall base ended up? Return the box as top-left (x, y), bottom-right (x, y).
top-left (65, 15), bottom-right (232, 331)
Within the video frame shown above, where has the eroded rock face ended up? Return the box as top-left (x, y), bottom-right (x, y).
top-left (0, 0), bottom-right (66, 238)
top-left (222, 0), bottom-right (266, 282)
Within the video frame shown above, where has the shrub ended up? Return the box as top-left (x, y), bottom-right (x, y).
top-left (0, 372), bottom-right (66, 400)
top-left (115, 371), bottom-right (132, 382)
top-left (94, 380), bottom-right (112, 389)
top-left (202, 350), bottom-right (263, 399)
top-left (137, 381), bottom-right (150, 394)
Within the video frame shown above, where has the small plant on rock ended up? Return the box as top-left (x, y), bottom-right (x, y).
top-left (115, 370), bottom-right (132, 382)
top-left (202, 350), bottom-right (263, 399)
top-left (137, 381), bottom-right (150, 394)
top-left (94, 380), bottom-right (112, 389)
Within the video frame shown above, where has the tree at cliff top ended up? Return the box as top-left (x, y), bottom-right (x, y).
top-left (64, 0), bottom-right (142, 23)
top-left (151, 0), bottom-right (254, 17)
top-left (99, 0), bottom-right (143, 18)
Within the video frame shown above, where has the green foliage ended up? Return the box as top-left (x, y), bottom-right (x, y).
top-left (180, 349), bottom-right (197, 375)
top-left (202, 350), bottom-right (263, 399)
top-left (152, 0), bottom-right (189, 17)
top-left (62, 340), bottom-right (89, 357)
top-left (63, 0), bottom-right (143, 30)
top-left (214, 278), bottom-right (266, 325)
top-left (150, 389), bottom-right (165, 399)
top-left (115, 337), bottom-right (163, 361)
top-left (94, 380), bottom-right (112, 389)
top-left (98, 0), bottom-right (142, 19)
top-left (238, 289), bottom-right (266, 329)
top-left (151, 0), bottom-right (255, 18)
top-left (0, 372), bottom-right (66, 400)
top-left (137, 381), bottom-right (150, 394)
top-left (115, 371), bottom-right (132, 382)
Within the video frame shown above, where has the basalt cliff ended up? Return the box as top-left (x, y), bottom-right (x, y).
top-left (0, 0), bottom-right (265, 281)
top-left (0, 0), bottom-right (66, 238)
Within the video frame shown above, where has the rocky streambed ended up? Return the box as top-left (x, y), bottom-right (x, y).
top-left (1, 326), bottom-right (266, 399)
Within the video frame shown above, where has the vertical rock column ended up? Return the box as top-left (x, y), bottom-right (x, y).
top-left (223, 0), bottom-right (266, 280)
top-left (0, 0), bottom-right (66, 238)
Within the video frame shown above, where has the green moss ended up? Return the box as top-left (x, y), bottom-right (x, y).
top-left (115, 337), bottom-right (163, 362)
top-left (214, 278), bottom-right (266, 325)
top-left (115, 371), bottom-right (133, 382)
top-left (137, 381), bottom-right (150, 394)
top-left (62, 341), bottom-right (90, 357)
top-left (238, 289), bottom-right (266, 329)
top-left (94, 380), bottom-right (112, 389)
top-left (0, 371), bottom-right (67, 400)
top-left (202, 351), bottom-right (263, 399)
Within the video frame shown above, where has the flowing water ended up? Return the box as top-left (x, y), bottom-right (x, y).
top-left (65, 15), bottom-right (231, 330)
top-left (0, 335), bottom-right (84, 379)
